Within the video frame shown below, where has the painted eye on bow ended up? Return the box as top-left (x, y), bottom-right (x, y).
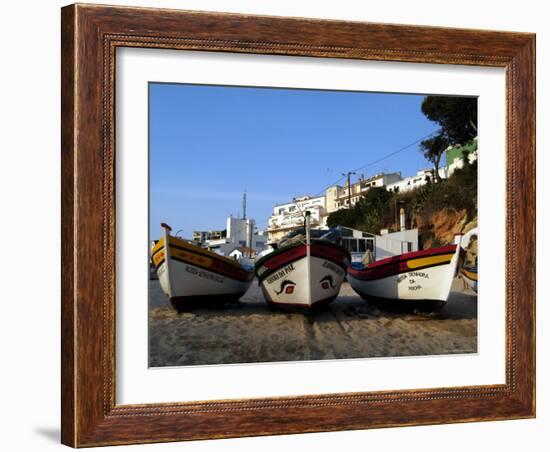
top-left (275, 280), bottom-right (296, 295)
top-left (320, 275), bottom-right (335, 289)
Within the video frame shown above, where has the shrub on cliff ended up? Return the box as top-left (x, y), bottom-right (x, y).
top-left (326, 159), bottom-right (477, 235)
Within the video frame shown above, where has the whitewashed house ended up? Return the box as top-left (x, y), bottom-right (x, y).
top-left (386, 168), bottom-right (447, 193)
top-left (267, 195), bottom-right (326, 242)
top-left (325, 172), bottom-right (402, 212)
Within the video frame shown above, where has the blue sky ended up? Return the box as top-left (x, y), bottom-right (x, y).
top-left (149, 83), bottom-right (439, 240)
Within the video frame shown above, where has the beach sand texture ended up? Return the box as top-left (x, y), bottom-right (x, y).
top-left (149, 279), bottom-right (477, 367)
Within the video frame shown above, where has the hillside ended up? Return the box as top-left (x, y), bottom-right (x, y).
top-left (327, 157), bottom-right (478, 260)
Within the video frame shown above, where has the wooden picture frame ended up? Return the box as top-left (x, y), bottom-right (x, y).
top-left (61, 3), bottom-right (535, 447)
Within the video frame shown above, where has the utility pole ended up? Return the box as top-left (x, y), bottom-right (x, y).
top-left (242, 191), bottom-right (247, 219)
top-left (342, 171), bottom-right (356, 208)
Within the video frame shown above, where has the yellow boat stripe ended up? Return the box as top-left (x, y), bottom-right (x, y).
top-left (170, 247), bottom-right (215, 269)
top-left (406, 253), bottom-right (454, 270)
top-left (151, 238), bottom-right (164, 255)
top-left (151, 236), bottom-right (243, 269)
top-left (461, 268), bottom-right (478, 281)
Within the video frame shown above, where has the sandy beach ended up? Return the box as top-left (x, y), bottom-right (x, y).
top-left (149, 278), bottom-right (477, 367)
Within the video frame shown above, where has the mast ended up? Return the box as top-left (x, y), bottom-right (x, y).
top-left (160, 223), bottom-right (173, 298)
top-left (305, 211), bottom-right (312, 305)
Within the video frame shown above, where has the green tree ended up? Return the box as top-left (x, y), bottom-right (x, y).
top-left (420, 96), bottom-right (478, 184)
top-left (355, 187), bottom-right (393, 232)
top-left (326, 208), bottom-right (357, 229)
top-left (421, 96), bottom-right (477, 145)
top-left (419, 134), bottom-right (449, 183)
top-left (326, 187), bottom-right (394, 233)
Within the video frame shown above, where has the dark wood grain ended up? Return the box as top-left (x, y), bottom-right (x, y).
top-left (60, 5), bottom-right (76, 447)
top-left (61, 3), bottom-right (536, 447)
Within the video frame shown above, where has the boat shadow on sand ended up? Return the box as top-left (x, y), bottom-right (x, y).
top-left (151, 288), bottom-right (477, 323)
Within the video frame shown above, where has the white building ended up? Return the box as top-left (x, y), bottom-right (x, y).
top-left (203, 215), bottom-right (268, 256)
top-left (251, 230), bottom-right (268, 250)
top-left (267, 172), bottom-right (407, 242)
top-left (375, 229), bottom-right (419, 260)
top-left (228, 246), bottom-right (257, 260)
top-left (325, 172), bottom-right (402, 212)
top-left (267, 195), bottom-right (326, 242)
top-left (386, 168), bottom-right (447, 193)
top-left (386, 169), bottom-right (433, 193)
top-left (226, 216), bottom-right (255, 248)
top-left (336, 226), bottom-right (418, 263)
top-left (192, 230), bottom-right (225, 242)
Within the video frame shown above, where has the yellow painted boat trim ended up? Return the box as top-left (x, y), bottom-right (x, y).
top-left (151, 236), bottom-right (243, 269)
top-left (461, 268), bottom-right (478, 281)
top-left (170, 247), bottom-right (217, 269)
top-left (151, 238), bottom-right (164, 255)
top-left (406, 253), bottom-right (454, 270)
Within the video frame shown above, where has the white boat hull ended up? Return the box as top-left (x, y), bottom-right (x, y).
top-left (348, 245), bottom-right (462, 303)
top-left (152, 234), bottom-right (254, 311)
top-left (157, 259), bottom-right (252, 297)
top-left (255, 242), bottom-right (349, 310)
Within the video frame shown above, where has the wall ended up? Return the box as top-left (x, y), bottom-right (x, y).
top-left (267, 196), bottom-right (326, 240)
top-left (1, 1), bottom-right (546, 452)
top-left (227, 216), bottom-right (255, 247)
top-left (376, 229), bottom-right (419, 260)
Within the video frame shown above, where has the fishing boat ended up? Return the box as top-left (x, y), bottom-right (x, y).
top-left (347, 244), bottom-right (463, 304)
top-left (460, 265), bottom-right (478, 293)
top-left (151, 223), bottom-right (254, 312)
top-left (255, 212), bottom-right (350, 311)
top-left (459, 227), bottom-right (478, 293)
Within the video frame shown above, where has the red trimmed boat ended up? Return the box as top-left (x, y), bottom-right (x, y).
top-left (460, 265), bottom-right (478, 293)
top-left (152, 223), bottom-right (254, 312)
top-left (255, 212), bottom-right (350, 311)
top-left (347, 244), bottom-right (463, 304)
top-left (458, 227), bottom-right (478, 293)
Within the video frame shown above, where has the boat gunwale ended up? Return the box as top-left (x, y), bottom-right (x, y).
top-left (347, 257), bottom-right (456, 281)
top-left (152, 237), bottom-right (252, 271)
top-left (348, 245), bottom-right (463, 282)
top-left (254, 241), bottom-right (350, 282)
top-left (363, 244), bottom-right (458, 270)
top-left (254, 239), bottom-right (350, 270)
top-left (461, 267), bottom-right (478, 281)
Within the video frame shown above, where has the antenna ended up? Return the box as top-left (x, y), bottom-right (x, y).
top-left (242, 191), bottom-right (247, 219)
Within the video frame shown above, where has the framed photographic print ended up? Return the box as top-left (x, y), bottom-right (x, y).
top-left (61, 3), bottom-right (535, 447)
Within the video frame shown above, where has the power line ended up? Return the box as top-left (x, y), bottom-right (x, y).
top-left (314, 130), bottom-right (437, 196)
top-left (182, 130), bottom-right (440, 241)
top-left (350, 130), bottom-right (438, 174)
top-left (230, 130), bottom-right (440, 237)
top-left (314, 175), bottom-right (346, 197)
